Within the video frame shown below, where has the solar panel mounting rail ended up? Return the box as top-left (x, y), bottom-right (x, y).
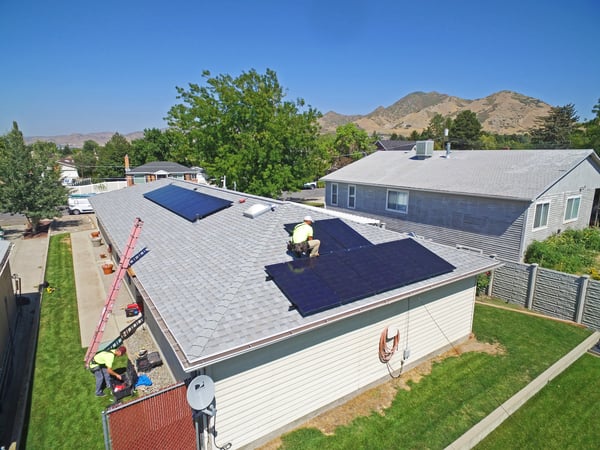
top-left (83, 217), bottom-right (144, 368)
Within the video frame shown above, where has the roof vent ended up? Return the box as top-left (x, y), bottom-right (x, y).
top-left (243, 204), bottom-right (271, 219)
top-left (415, 140), bottom-right (434, 159)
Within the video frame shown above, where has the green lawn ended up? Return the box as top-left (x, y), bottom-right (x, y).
top-left (25, 233), bottom-right (125, 450)
top-left (476, 353), bottom-right (600, 449)
top-left (25, 233), bottom-right (598, 449)
top-left (279, 306), bottom-right (594, 449)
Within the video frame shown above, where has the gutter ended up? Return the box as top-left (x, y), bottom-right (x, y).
top-left (321, 180), bottom-right (534, 203)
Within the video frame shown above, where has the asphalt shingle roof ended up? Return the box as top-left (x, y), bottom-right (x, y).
top-left (91, 179), bottom-right (500, 371)
top-left (321, 149), bottom-right (598, 201)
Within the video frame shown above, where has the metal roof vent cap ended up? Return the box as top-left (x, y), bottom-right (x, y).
top-left (243, 204), bottom-right (271, 219)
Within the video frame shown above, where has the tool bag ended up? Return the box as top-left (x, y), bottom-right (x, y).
top-left (287, 240), bottom-right (308, 257)
top-left (112, 360), bottom-right (138, 401)
top-left (136, 351), bottom-right (163, 372)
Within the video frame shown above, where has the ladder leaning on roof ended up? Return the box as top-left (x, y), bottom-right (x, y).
top-left (84, 217), bottom-right (144, 368)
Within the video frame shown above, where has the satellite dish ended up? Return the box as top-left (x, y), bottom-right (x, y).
top-left (186, 375), bottom-right (215, 411)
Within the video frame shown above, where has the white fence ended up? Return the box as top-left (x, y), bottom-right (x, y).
top-left (68, 181), bottom-right (127, 196)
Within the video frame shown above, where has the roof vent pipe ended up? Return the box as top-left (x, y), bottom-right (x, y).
top-left (444, 128), bottom-right (451, 158)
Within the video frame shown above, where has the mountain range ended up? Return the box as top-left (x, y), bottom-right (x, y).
top-left (318, 90), bottom-right (551, 136)
top-left (25, 90), bottom-right (550, 147)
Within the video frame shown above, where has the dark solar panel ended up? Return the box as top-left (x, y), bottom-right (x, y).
top-left (284, 218), bottom-right (372, 254)
top-left (265, 239), bottom-right (456, 316)
top-left (143, 185), bottom-right (232, 222)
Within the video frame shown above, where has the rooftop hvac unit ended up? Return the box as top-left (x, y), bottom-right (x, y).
top-left (415, 140), bottom-right (434, 158)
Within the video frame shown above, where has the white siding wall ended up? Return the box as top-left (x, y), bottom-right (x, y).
top-left (205, 278), bottom-right (476, 448)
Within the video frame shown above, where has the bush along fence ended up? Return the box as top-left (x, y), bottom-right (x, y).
top-left (488, 260), bottom-right (600, 331)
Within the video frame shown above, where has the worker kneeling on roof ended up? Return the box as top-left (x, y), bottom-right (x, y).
top-left (291, 216), bottom-right (320, 257)
top-left (89, 346), bottom-right (126, 397)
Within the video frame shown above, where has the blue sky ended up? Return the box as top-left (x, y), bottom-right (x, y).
top-left (1, 0), bottom-right (598, 137)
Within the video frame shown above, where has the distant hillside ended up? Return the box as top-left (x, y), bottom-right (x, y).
top-left (24, 90), bottom-right (551, 147)
top-left (318, 90), bottom-right (551, 135)
top-left (24, 130), bottom-right (145, 148)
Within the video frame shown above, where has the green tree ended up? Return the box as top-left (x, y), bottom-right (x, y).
top-left (530, 104), bottom-right (579, 148)
top-left (166, 69), bottom-right (322, 197)
top-left (423, 113), bottom-right (451, 149)
top-left (450, 110), bottom-right (482, 149)
top-left (574, 98), bottom-right (600, 155)
top-left (333, 123), bottom-right (372, 160)
top-left (593, 98), bottom-right (600, 121)
top-left (96, 133), bottom-right (131, 179)
top-left (130, 128), bottom-right (186, 166)
top-left (0, 122), bottom-right (68, 232)
top-left (389, 133), bottom-right (408, 140)
top-left (73, 139), bottom-right (99, 180)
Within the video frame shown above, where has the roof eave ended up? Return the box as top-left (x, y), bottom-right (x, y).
top-left (181, 259), bottom-right (503, 372)
top-left (321, 180), bottom-right (533, 202)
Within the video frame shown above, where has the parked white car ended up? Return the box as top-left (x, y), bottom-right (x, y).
top-left (303, 181), bottom-right (317, 189)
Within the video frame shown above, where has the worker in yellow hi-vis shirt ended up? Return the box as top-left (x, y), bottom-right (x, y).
top-left (89, 346), bottom-right (126, 397)
top-left (291, 216), bottom-right (320, 257)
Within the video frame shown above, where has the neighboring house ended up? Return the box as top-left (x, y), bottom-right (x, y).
top-left (0, 241), bottom-right (16, 395)
top-left (321, 149), bottom-right (600, 261)
top-left (125, 161), bottom-right (206, 186)
top-left (57, 157), bottom-right (79, 185)
top-left (91, 179), bottom-right (499, 448)
top-left (375, 139), bottom-right (417, 151)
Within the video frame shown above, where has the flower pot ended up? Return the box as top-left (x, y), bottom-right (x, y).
top-left (91, 237), bottom-right (102, 247)
top-left (91, 231), bottom-right (100, 238)
top-left (102, 263), bottom-right (114, 275)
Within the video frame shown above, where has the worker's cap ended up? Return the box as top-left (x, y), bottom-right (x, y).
top-left (117, 346), bottom-right (127, 355)
top-left (303, 215), bottom-right (314, 223)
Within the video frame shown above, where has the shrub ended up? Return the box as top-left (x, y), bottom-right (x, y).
top-left (524, 228), bottom-right (600, 275)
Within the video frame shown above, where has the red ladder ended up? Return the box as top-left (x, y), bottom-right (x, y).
top-left (84, 217), bottom-right (144, 368)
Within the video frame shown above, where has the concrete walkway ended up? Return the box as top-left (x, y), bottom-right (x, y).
top-left (71, 229), bottom-right (133, 348)
top-left (0, 222), bottom-right (48, 447)
top-left (446, 330), bottom-right (600, 449)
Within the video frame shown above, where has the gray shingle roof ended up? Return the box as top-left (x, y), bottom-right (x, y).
top-left (91, 179), bottom-right (500, 372)
top-left (321, 149), bottom-right (599, 201)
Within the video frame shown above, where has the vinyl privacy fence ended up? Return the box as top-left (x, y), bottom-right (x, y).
top-left (489, 260), bottom-right (600, 331)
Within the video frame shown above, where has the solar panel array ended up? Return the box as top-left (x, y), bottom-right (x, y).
top-left (144, 185), bottom-right (232, 222)
top-left (265, 238), bottom-right (456, 316)
top-left (285, 218), bottom-right (372, 254)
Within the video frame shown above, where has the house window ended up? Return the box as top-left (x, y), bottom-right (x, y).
top-left (331, 183), bottom-right (338, 206)
top-left (564, 196), bottom-right (581, 222)
top-left (533, 201), bottom-right (550, 229)
top-left (348, 185), bottom-right (356, 209)
top-left (386, 189), bottom-right (408, 213)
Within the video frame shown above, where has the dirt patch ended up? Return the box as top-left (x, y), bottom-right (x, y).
top-left (258, 335), bottom-right (505, 449)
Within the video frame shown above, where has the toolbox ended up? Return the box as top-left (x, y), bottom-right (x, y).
top-left (125, 303), bottom-right (140, 317)
top-left (111, 360), bottom-right (138, 401)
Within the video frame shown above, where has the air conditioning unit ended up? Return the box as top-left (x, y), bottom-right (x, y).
top-left (415, 140), bottom-right (434, 158)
